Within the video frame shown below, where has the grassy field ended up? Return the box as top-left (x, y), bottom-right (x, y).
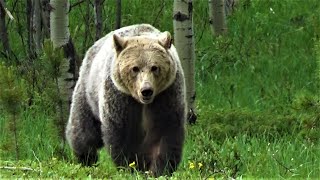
top-left (1, 0), bottom-right (320, 179)
top-left (1, 109), bottom-right (319, 179)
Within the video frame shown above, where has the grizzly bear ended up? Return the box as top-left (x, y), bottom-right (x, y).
top-left (65, 24), bottom-right (186, 176)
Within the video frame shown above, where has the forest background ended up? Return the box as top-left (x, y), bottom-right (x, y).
top-left (0, 0), bottom-right (319, 179)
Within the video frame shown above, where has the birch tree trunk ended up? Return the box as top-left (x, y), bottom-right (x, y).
top-left (115, 0), bottom-right (121, 29)
top-left (209, 0), bottom-right (227, 36)
top-left (173, 0), bottom-right (197, 124)
top-left (33, 0), bottom-right (42, 54)
top-left (50, 0), bottom-right (78, 140)
top-left (94, 0), bottom-right (103, 40)
top-left (50, 0), bottom-right (70, 48)
top-left (0, 0), bottom-right (11, 56)
top-left (26, 0), bottom-right (36, 59)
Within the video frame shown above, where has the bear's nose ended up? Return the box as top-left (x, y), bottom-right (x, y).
top-left (141, 88), bottom-right (153, 97)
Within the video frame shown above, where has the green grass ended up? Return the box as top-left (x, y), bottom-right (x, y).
top-left (1, 105), bottom-right (319, 179)
top-left (1, 0), bottom-right (320, 179)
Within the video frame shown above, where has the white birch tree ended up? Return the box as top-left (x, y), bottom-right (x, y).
top-left (209, 0), bottom-right (227, 36)
top-left (50, 0), bottom-right (70, 48)
top-left (173, 0), bottom-right (197, 124)
top-left (33, 0), bottom-right (42, 54)
top-left (26, 0), bottom-right (36, 59)
top-left (50, 0), bottom-right (78, 139)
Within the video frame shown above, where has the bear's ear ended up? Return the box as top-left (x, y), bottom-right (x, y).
top-left (113, 34), bottom-right (127, 53)
top-left (158, 31), bottom-right (172, 49)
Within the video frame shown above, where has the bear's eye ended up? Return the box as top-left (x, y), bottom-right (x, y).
top-left (151, 66), bottom-right (158, 72)
top-left (132, 66), bottom-right (140, 73)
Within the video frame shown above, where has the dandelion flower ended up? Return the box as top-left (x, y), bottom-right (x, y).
top-left (189, 162), bottom-right (195, 169)
top-left (129, 161), bottom-right (136, 168)
top-left (198, 162), bottom-right (203, 169)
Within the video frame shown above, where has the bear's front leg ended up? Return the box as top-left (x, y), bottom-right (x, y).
top-left (146, 126), bottom-right (185, 177)
top-left (101, 121), bottom-right (129, 167)
top-left (66, 85), bottom-right (104, 166)
top-left (143, 85), bottom-right (186, 176)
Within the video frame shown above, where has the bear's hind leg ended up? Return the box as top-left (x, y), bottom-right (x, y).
top-left (66, 93), bottom-right (104, 166)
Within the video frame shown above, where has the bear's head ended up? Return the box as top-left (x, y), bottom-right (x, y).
top-left (112, 32), bottom-right (177, 104)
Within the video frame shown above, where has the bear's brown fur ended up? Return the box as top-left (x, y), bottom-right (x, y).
top-left (66, 24), bottom-right (186, 176)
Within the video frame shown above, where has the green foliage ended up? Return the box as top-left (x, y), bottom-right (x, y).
top-left (40, 40), bottom-right (65, 79)
top-left (184, 130), bottom-right (320, 179)
top-left (1, 133), bottom-right (319, 179)
top-left (36, 39), bottom-right (67, 106)
top-left (196, 0), bottom-right (320, 111)
top-left (316, 39), bottom-right (320, 80)
top-left (0, 63), bottom-right (27, 160)
top-left (0, 63), bottom-right (26, 114)
top-left (196, 95), bottom-right (320, 143)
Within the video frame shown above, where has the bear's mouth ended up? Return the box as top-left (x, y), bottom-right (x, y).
top-left (140, 96), bottom-right (154, 104)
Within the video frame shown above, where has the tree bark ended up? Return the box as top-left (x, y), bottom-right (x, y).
top-left (94, 0), bottom-right (103, 40)
top-left (50, 0), bottom-right (78, 99)
top-left (41, 0), bottom-right (50, 38)
top-left (50, 0), bottom-right (78, 140)
top-left (173, 0), bottom-right (197, 124)
top-left (209, 0), bottom-right (227, 36)
top-left (33, 0), bottom-right (42, 54)
top-left (0, 0), bottom-right (11, 56)
top-left (26, 0), bottom-right (36, 59)
top-left (115, 0), bottom-right (121, 29)
top-left (50, 0), bottom-right (70, 48)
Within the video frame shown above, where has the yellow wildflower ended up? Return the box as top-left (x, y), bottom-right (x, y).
top-left (189, 162), bottom-right (195, 169)
top-left (198, 162), bottom-right (203, 169)
top-left (129, 161), bottom-right (136, 168)
top-left (207, 177), bottom-right (215, 180)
